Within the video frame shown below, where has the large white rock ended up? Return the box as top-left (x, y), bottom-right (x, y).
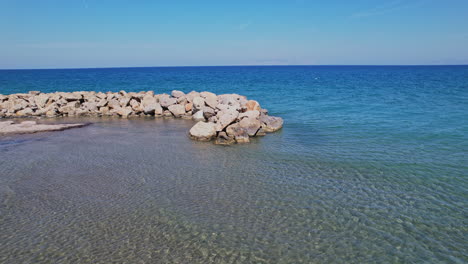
top-left (168, 104), bottom-right (185, 117)
top-left (192, 96), bottom-right (205, 110)
top-left (192, 110), bottom-right (205, 122)
top-left (159, 94), bottom-right (177, 108)
top-left (189, 121), bottom-right (217, 141)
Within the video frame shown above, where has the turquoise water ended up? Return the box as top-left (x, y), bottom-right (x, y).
top-left (0, 66), bottom-right (467, 263)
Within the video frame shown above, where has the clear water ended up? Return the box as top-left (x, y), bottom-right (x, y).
top-left (0, 66), bottom-right (467, 263)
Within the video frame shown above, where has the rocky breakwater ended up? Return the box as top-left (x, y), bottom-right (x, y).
top-left (0, 90), bottom-right (283, 144)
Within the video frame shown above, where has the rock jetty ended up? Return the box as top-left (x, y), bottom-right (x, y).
top-left (0, 90), bottom-right (283, 144)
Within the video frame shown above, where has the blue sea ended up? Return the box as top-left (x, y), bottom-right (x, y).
top-left (0, 66), bottom-right (467, 263)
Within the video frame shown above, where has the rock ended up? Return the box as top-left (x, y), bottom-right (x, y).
top-left (82, 101), bottom-right (98, 112)
top-left (16, 108), bottom-right (34, 116)
top-left (238, 110), bottom-right (260, 120)
top-left (185, 91), bottom-right (200, 103)
top-left (168, 104), bottom-right (185, 117)
top-left (189, 122), bottom-right (217, 141)
top-left (115, 107), bottom-right (133, 118)
top-left (192, 96), bottom-right (205, 110)
top-left (59, 101), bottom-right (80, 115)
top-left (141, 95), bottom-right (161, 115)
top-left (255, 128), bottom-right (267, 136)
top-left (64, 92), bottom-right (82, 101)
top-left (185, 102), bottom-right (193, 112)
top-left (202, 106), bottom-right (216, 119)
top-left (260, 115), bottom-right (284, 132)
top-left (34, 94), bottom-right (49, 108)
top-left (96, 98), bottom-right (108, 107)
top-left (159, 94), bottom-right (177, 108)
top-left (200, 92), bottom-right (218, 108)
top-left (99, 106), bottom-right (111, 116)
top-left (215, 132), bottom-right (235, 145)
top-left (171, 90), bottom-right (185, 98)
top-left (239, 116), bottom-right (261, 136)
top-left (216, 109), bottom-right (238, 132)
top-left (119, 96), bottom-right (131, 107)
top-left (226, 123), bottom-right (250, 143)
top-left (163, 110), bottom-right (173, 117)
top-left (0, 120), bottom-right (89, 135)
top-left (129, 99), bottom-right (142, 112)
top-left (246, 100), bottom-right (261, 111)
top-left (192, 110), bottom-right (205, 122)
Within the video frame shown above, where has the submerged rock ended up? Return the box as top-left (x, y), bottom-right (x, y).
top-left (0, 120), bottom-right (89, 135)
top-left (189, 121), bottom-right (217, 141)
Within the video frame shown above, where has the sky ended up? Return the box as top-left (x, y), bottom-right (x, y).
top-left (0, 0), bottom-right (467, 69)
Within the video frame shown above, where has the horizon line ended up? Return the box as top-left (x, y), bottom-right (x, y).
top-left (1, 64), bottom-right (467, 71)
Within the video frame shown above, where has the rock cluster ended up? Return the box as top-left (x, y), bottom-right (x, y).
top-left (0, 90), bottom-right (283, 144)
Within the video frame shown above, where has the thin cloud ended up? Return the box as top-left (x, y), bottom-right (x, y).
top-left (238, 21), bottom-right (252, 31)
top-left (351, 0), bottom-right (425, 18)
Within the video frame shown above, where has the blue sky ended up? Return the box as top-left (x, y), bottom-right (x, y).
top-left (1, 0), bottom-right (467, 69)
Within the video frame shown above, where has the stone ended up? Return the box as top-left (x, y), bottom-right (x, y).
top-left (115, 107), bottom-right (133, 118)
top-left (16, 108), bottom-right (34, 116)
top-left (96, 98), bottom-right (108, 107)
top-left (159, 94), bottom-right (177, 108)
top-left (82, 101), bottom-right (98, 112)
top-left (168, 104), bottom-right (185, 117)
top-left (64, 92), bottom-right (82, 101)
top-left (189, 122), bottom-right (217, 141)
top-left (215, 132), bottom-right (235, 145)
top-left (200, 92), bottom-right (218, 108)
top-left (226, 123), bottom-right (250, 143)
top-left (34, 94), bottom-right (50, 108)
top-left (171, 90), bottom-right (185, 98)
top-left (202, 106), bottom-right (216, 119)
top-left (192, 96), bottom-right (205, 110)
top-left (216, 109), bottom-right (238, 132)
top-left (99, 106), bottom-right (110, 116)
top-left (119, 96), bottom-right (131, 107)
top-left (185, 102), bottom-right (193, 112)
top-left (239, 116), bottom-right (261, 136)
top-left (163, 110), bottom-right (173, 117)
top-left (246, 100), bottom-right (261, 111)
top-left (192, 110), bottom-right (205, 122)
top-left (129, 99), bottom-right (142, 112)
top-left (238, 110), bottom-right (260, 120)
top-left (260, 115), bottom-right (284, 132)
top-left (185, 91), bottom-right (200, 103)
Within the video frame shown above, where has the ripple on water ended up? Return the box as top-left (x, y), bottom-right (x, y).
top-left (0, 117), bottom-right (466, 263)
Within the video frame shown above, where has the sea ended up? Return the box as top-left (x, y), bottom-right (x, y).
top-left (0, 66), bottom-right (467, 263)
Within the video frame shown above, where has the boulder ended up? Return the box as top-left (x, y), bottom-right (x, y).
top-left (260, 115), bottom-right (284, 132)
top-left (163, 110), bottom-right (173, 117)
top-left (202, 106), bottom-right (216, 119)
top-left (238, 110), bottom-right (260, 120)
top-left (226, 123), bottom-right (250, 143)
top-left (216, 109), bottom-right (239, 132)
top-left (115, 107), bottom-right (133, 118)
top-left (96, 98), bottom-right (108, 107)
top-left (168, 104), bottom-right (185, 117)
top-left (189, 122), bottom-right (217, 141)
top-left (185, 91), bottom-right (200, 103)
top-left (215, 132), bottom-right (236, 145)
top-left (16, 108), bottom-right (34, 116)
top-left (200, 92), bottom-right (218, 108)
top-left (192, 110), bottom-right (205, 122)
top-left (239, 116), bottom-right (261, 136)
top-left (192, 96), bottom-right (205, 110)
top-left (246, 100), bottom-right (261, 111)
top-left (34, 94), bottom-right (49, 108)
top-left (64, 93), bottom-right (82, 101)
top-left (185, 102), bottom-right (193, 112)
top-left (171, 90), bottom-right (185, 98)
top-left (159, 94), bottom-right (177, 108)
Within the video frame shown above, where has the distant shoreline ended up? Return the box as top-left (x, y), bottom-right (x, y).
top-left (1, 64), bottom-right (467, 71)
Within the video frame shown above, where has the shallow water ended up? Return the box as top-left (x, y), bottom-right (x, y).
top-left (0, 66), bottom-right (467, 263)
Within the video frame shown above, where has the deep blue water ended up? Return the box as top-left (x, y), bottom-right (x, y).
top-left (0, 66), bottom-right (467, 263)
